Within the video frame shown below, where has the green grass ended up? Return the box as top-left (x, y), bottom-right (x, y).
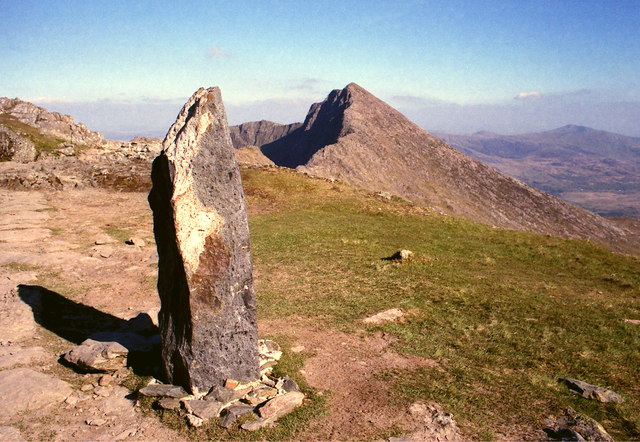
top-left (102, 225), bottom-right (134, 243)
top-left (242, 167), bottom-right (640, 440)
top-left (1, 261), bottom-right (41, 272)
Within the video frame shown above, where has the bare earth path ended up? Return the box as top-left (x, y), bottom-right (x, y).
top-left (0, 188), bottom-right (458, 441)
top-left (0, 189), bottom-right (181, 441)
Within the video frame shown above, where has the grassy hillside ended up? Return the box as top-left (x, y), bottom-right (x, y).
top-left (243, 167), bottom-right (640, 440)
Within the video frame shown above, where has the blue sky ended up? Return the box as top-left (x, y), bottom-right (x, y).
top-left (2, 0), bottom-right (639, 139)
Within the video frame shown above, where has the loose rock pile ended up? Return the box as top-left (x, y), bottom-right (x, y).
top-left (137, 339), bottom-right (305, 431)
top-left (544, 407), bottom-right (614, 442)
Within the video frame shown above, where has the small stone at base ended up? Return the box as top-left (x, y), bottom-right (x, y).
top-left (186, 414), bottom-right (204, 427)
top-left (158, 398), bottom-right (181, 410)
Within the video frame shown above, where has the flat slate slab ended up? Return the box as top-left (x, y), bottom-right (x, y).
top-left (0, 346), bottom-right (49, 369)
top-left (0, 368), bottom-right (72, 417)
top-left (138, 383), bottom-right (189, 398)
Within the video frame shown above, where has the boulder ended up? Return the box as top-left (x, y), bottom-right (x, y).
top-left (148, 87), bottom-right (259, 393)
top-left (62, 339), bottom-right (128, 372)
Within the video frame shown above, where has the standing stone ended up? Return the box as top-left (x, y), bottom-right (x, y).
top-left (148, 87), bottom-right (259, 394)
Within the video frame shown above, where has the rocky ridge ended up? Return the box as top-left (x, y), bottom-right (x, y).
top-left (0, 97), bottom-right (104, 146)
top-left (259, 83), bottom-right (637, 254)
top-left (230, 120), bottom-right (301, 150)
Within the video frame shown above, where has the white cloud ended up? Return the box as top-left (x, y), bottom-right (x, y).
top-left (515, 91), bottom-right (543, 100)
top-left (292, 78), bottom-right (322, 92)
top-left (27, 96), bottom-right (77, 104)
top-left (205, 45), bottom-right (231, 59)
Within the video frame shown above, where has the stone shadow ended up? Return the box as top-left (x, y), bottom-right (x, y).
top-left (17, 284), bottom-right (161, 376)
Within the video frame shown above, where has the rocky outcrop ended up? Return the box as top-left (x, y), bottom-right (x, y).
top-left (148, 87), bottom-right (259, 394)
top-left (0, 97), bottom-right (104, 146)
top-left (260, 83), bottom-right (636, 254)
top-left (229, 120), bottom-right (301, 149)
top-left (0, 126), bottom-right (36, 162)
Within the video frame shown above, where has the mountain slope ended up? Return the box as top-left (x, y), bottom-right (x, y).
top-left (436, 127), bottom-right (640, 218)
top-left (260, 83), bottom-right (636, 254)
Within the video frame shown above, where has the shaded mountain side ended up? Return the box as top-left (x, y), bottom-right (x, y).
top-left (260, 89), bottom-right (357, 168)
top-left (229, 120), bottom-right (301, 150)
top-left (259, 83), bottom-right (637, 254)
top-left (436, 127), bottom-right (640, 218)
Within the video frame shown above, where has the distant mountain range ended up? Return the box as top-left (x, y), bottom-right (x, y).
top-left (230, 83), bottom-right (637, 254)
top-left (436, 126), bottom-right (640, 218)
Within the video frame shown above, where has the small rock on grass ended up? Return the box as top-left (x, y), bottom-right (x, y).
top-left (258, 391), bottom-right (305, 420)
top-left (186, 414), bottom-right (204, 427)
top-left (544, 407), bottom-right (614, 442)
top-left (241, 417), bottom-right (277, 431)
top-left (362, 308), bottom-right (404, 324)
top-left (390, 249), bottom-right (413, 261)
top-left (558, 378), bottom-right (624, 403)
top-left (126, 237), bottom-right (146, 247)
top-left (281, 377), bottom-right (299, 393)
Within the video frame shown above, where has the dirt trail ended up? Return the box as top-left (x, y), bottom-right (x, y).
top-left (0, 189), bottom-right (180, 441)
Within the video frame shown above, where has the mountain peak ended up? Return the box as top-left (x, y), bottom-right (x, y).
top-left (557, 124), bottom-right (593, 133)
top-left (260, 84), bottom-right (630, 252)
top-left (343, 82), bottom-right (368, 94)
